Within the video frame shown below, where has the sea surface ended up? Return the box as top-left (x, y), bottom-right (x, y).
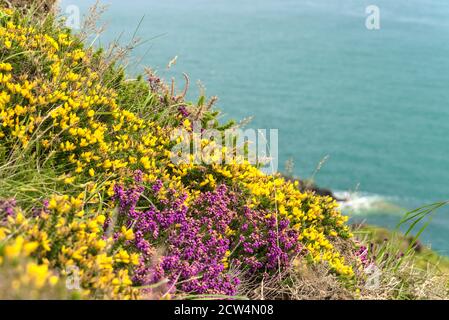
top-left (61, 0), bottom-right (449, 254)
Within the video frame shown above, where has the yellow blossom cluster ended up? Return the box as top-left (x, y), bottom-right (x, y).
top-left (0, 10), bottom-right (178, 198)
top-left (0, 235), bottom-right (58, 287)
top-left (0, 194), bottom-right (141, 299)
top-left (0, 222), bottom-right (63, 298)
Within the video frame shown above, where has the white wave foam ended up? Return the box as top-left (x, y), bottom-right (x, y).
top-left (334, 191), bottom-right (402, 215)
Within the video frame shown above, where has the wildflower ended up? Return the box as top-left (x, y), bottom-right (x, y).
top-left (64, 176), bottom-right (75, 184)
top-left (140, 156), bottom-right (151, 170)
top-left (115, 249), bottom-right (130, 264)
top-left (4, 236), bottom-right (25, 259)
top-left (0, 62), bottom-right (12, 72)
top-left (121, 226), bottom-right (135, 241)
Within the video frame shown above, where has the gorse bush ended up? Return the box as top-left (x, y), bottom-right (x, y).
top-left (1, 197), bottom-right (139, 299)
top-left (0, 5), bottom-right (360, 299)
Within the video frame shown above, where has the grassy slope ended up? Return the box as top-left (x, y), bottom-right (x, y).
top-left (0, 2), bottom-right (448, 300)
top-left (0, 4), bottom-right (357, 299)
top-left (358, 225), bottom-right (449, 274)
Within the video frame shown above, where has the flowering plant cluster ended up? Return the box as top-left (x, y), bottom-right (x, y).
top-left (1, 193), bottom-right (140, 299)
top-left (113, 173), bottom-right (306, 295)
top-left (0, 6), bottom-right (357, 299)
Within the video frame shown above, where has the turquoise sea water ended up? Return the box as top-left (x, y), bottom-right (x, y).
top-left (61, 0), bottom-right (449, 254)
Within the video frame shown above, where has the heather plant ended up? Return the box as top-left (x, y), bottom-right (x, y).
top-left (112, 173), bottom-right (306, 295)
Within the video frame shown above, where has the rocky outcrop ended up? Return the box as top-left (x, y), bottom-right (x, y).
top-left (283, 176), bottom-right (344, 201)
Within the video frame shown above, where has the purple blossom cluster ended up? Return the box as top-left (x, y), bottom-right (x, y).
top-left (235, 206), bottom-right (302, 272)
top-left (356, 245), bottom-right (370, 268)
top-left (177, 106), bottom-right (190, 118)
top-left (114, 181), bottom-right (239, 294)
top-left (112, 173), bottom-right (304, 296)
top-left (0, 198), bottom-right (16, 218)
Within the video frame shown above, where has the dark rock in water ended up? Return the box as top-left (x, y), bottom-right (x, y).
top-left (283, 175), bottom-right (345, 201)
top-left (307, 185), bottom-right (335, 198)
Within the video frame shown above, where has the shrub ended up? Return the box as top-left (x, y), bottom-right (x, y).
top-left (0, 5), bottom-right (356, 298)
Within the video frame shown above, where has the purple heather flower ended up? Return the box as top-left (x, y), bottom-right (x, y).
top-left (0, 198), bottom-right (16, 218)
top-left (151, 180), bottom-right (163, 193)
top-left (113, 172), bottom-right (304, 296)
top-left (178, 106), bottom-right (190, 117)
